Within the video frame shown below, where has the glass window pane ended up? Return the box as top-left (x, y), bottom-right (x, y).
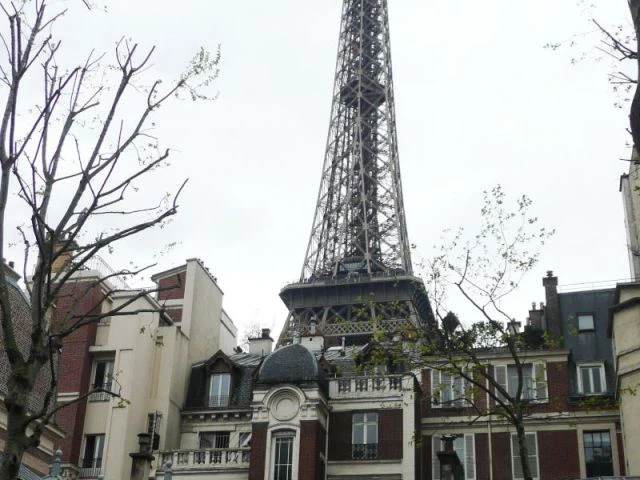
top-left (353, 413), bottom-right (363, 424)
top-left (353, 425), bottom-right (364, 444)
top-left (366, 424), bottom-right (377, 444)
top-left (578, 314), bottom-right (594, 331)
top-left (592, 369), bottom-right (602, 393)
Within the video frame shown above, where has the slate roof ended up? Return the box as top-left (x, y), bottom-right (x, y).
top-left (258, 344), bottom-right (323, 384)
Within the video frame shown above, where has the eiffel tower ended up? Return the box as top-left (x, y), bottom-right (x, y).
top-left (278, 0), bottom-right (434, 347)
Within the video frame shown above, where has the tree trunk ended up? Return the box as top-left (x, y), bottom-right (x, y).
top-left (628, 0), bottom-right (640, 151)
top-left (515, 419), bottom-right (533, 480)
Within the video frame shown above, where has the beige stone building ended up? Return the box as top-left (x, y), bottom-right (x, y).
top-left (609, 281), bottom-right (640, 476)
top-left (55, 258), bottom-right (237, 479)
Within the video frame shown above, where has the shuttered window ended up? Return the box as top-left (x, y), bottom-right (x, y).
top-left (432, 434), bottom-right (475, 480)
top-left (431, 369), bottom-right (470, 408)
top-left (494, 362), bottom-right (547, 403)
top-left (511, 432), bottom-right (539, 480)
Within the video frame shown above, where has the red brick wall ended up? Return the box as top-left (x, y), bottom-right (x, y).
top-left (0, 283), bottom-right (54, 414)
top-left (54, 280), bottom-right (103, 464)
top-left (475, 433), bottom-right (490, 480)
top-left (538, 430), bottom-right (579, 478)
top-left (157, 272), bottom-right (186, 301)
top-left (378, 410), bottom-right (403, 459)
top-left (328, 412), bottom-right (351, 461)
top-left (165, 307), bottom-right (183, 323)
top-left (299, 421), bottom-right (326, 479)
top-left (249, 423), bottom-right (267, 480)
top-left (490, 432), bottom-right (511, 480)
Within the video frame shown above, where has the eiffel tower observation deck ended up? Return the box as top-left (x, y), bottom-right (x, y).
top-left (278, 0), bottom-right (435, 347)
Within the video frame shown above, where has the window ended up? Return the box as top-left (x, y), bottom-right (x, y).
top-left (495, 362), bottom-right (547, 403)
top-left (273, 433), bottom-right (294, 480)
top-left (239, 432), bottom-right (252, 463)
top-left (583, 431), bottom-right (613, 477)
top-left (431, 369), bottom-right (469, 408)
top-left (209, 373), bottom-right (231, 407)
top-left (578, 364), bottom-right (606, 394)
top-left (147, 412), bottom-right (162, 450)
top-left (352, 413), bottom-right (378, 459)
top-left (577, 314), bottom-right (595, 332)
top-left (199, 431), bottom-right (230, 449)
top-left (432, 434), bottom-right (475, 480)
top-left (89, 359), bottom-right (114, 401)
top-left (511, 432), bottom-right (539, 480)
top-left (197, 432), bottom-right (230, 464)
top-left (81, 434), bottom-right (104, 478)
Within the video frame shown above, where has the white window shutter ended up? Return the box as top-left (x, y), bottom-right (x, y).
top-left (533, 362), bottom-right (547, 402)
top-left (431, 369), bottom-right (440, 407)
top-left (494, 365), bottom-right (507, 403)
top-left (511, 434), bottom-right (523, 479)
top-left (464, 434), bottom-right (475, 479)
top-left (432, 437), bottom-right (441, 480)
top-left (526, 433), bottom-right (539, 478)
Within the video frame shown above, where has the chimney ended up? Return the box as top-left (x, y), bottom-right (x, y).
top-left (528, 301), bottom-right (543, 329)
top-left (248, 328), bottom-right (273, 356)
top-left (50, 237), bottom-right (78, 274)
top-left (543, 270), bottom-right (562, 342)
top-left (2, 259), bottom-right (20, 283)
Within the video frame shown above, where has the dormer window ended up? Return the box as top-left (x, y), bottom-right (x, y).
top-left (209, 373), bottom-right (230, 407)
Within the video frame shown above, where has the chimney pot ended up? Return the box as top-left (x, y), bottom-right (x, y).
top-left (546, 270), bottom-right (553, 277)
top-left (8, 261), bottom-right (14, 268)
top-left (261, 328), bottom-right (271, 339)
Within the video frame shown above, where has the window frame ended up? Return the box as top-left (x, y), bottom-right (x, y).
top-left (208, 373), bottom-right (231, 407)
top-left (494, 362), bottom-right (547, 404)
top-left (583, 430), bottom-right (614, 477)
top-left (351, 412), bottom-right (378, 460)
top-left (511, 432), bottom-right (539, 480)
top-left (577, 363), bottom-right (606, 395)
top-left (269, 430), bottom-right (297, 480)
top-left (431, 369), bottom-right (470, 409)
top-left (577, 313), bottom-right (595, 332)
top-left (81, 433), bottom-right (105, 474)
top-left (89, 358), bottom-right (114, 402)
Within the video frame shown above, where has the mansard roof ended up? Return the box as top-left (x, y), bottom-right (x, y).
top-left (257, 343), bottom-right (323, 384)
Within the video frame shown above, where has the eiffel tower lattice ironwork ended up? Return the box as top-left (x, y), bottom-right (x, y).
top-left (278, 0), bottom-right (434, 346)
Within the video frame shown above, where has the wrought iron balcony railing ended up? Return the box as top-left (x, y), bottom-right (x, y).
top-left (88, 382), bottom-right (113, 402)
top-left (208, 394), bottom-right (230, 408)
top-left (352, 443), bottom-right (378, 460)
top-left (79, 458), bottom-right (103, 478)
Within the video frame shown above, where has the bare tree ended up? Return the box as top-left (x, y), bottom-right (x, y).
top-left (415, 186), bottom-right (555, 480)
top-left (0, 1), bottom-right (218, 477)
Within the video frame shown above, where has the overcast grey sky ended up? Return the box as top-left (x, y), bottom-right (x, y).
top-left (4, 1), bottom-right (635, 338)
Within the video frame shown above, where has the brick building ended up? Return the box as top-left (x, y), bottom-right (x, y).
top-left (53, 258), bottom-right (237, 479)
top-left (0, 261), bottom-right (64, 477)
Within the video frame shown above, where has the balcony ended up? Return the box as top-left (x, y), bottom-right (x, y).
top-left (330, 375), bottom-right (404, 399)
top-left (88, 382), bottom-right (113, 402)
top-left (208, 394), bottom-right (230, 408)
top-left (352, 443), bottom-right (378, 460)
top-left (79, 458), bottom-right (103, 478)
top-left (159, 448), bottom-right (250, 473)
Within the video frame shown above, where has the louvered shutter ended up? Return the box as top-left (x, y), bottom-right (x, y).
top-left (464, 434), bottom-right (475, 479)
top-left (494, 365), bottom-right (507, 403)
top-left (526, 433), bottom-right (538, 478)
top-left (432, 437), bottom-right (441, 480)
top-left (431, 369), bottom-right (440, 407)
top-left (533, 362), bottom-right (547, 402)
top-left (511, 434), bottom-right (523, 479)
